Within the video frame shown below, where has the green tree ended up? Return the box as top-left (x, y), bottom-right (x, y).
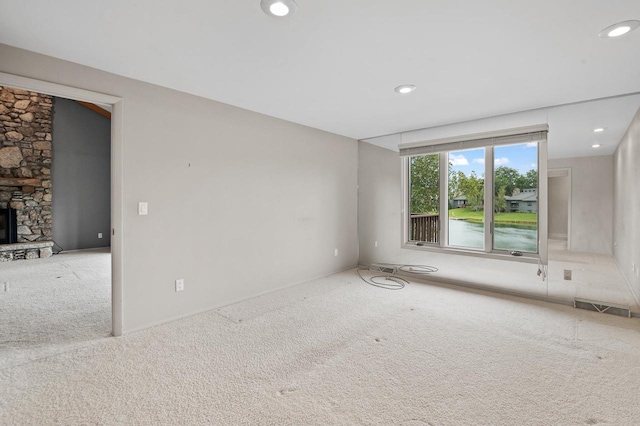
top-left (460, 171), bottom-right (484, 211)
top-left (524, 169), bottom-right (538, 189)
top-left (494, 166), bottom-right (520, 196)
top-left (448, 169), bottom-right (465, 202)
top-left (514, 169), bottom-right (537, 191)
top-left (494, 185), bottom-right (507, 213)
top-left (410, 155), bottom-right (439, 214)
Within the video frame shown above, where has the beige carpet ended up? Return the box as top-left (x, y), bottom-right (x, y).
top-left (2, 263), bottom-right (640, 425)
top-left (0, 249), bottom-right (111, 370)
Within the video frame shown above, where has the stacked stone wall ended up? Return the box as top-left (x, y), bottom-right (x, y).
top-left (0, 86), bottom-right (53, 242)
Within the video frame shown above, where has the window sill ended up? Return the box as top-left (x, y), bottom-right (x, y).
top-left (402, 242), bottom-right (540, 264)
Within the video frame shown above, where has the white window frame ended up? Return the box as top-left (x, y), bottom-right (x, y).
top-left (400, 126), bottom-right (548, 264)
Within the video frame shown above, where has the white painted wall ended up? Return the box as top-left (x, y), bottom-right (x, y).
top-left (548, 176), bottom-right (569, 239)
top-left (613, 107), bottom-right (640, 303)
top-left (547, 156), bottom-right (613, 254)
top-left (357, 141), bottom-right (403, 264)
top-left (0, 44), bottom-right (358, 333)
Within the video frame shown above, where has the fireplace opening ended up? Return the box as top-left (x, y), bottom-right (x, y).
top-left (0, 208), bottom-right (18, 245)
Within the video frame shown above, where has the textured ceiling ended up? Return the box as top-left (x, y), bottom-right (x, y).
top-left (0, 0), bottom-right (639, 156)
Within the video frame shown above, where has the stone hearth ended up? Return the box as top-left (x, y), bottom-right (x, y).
top-left (0, 241), bottom-right (53, 262)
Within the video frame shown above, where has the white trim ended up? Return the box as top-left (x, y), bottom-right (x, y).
top-left (401, 157), bottom-right (409, 248)
top-left (0, 72), bottom-right (124, 337)
top-left (439, 152), bottom-right (448, 246)
top-left (484, 147), bottom-right (494, 253)
top-left (538, 139), bottom-right (548, 264)
top-left (57, 247), bottom-right (110, 254)
top-left (111, 100), bottom-right (124, 337)
top-left (0, 72), bottom-right (120, 105)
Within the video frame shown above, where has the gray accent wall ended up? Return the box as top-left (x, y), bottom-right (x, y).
top-left (548, 156), bottom-right (613, 254)
top-left (52, 98), bottom-right (111, 251)
top-left (613, 107), bottom-right (640, 303)
top-left (0, 43), bottom-right (358, 333)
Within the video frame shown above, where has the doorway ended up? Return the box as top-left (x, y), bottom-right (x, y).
top-left (0, 71), bottom-right (123, 337)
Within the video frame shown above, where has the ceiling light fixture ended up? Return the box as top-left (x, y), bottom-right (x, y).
top-left (394, 85), bottom-right (416, 94)
top-left (599, 20), bottom-right (640, 38)
top-left (261, 0), bottom-right (297, 17)
top-left (592, 144), bottom-right (601, 148)
top-left (593, 127), bottom-right (605, 133)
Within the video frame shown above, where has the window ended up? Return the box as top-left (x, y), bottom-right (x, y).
top-left (493, 143), bottom-right (538, 253)
top-left (448, 148), bottom-right (485, 250)
top-left (401, 126), bottom-right (547, 259)
top-left (408, 154), bottom-right (440, 243)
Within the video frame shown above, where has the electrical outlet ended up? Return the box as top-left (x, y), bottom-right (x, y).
top-left (334, 248), bottom-right (339, 257)
top-left (138, 202), bottom-right (148, 215)
top-left (98, 233), bottom-right (103, 239)
top-left (175, 279), bottom-right (184, 292)
top-left (563, 269), bottom-right (572, 280)
top-left (374, 241), bottom-right (378, 248)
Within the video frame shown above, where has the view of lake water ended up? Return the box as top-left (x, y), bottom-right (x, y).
top-left (448, 219), bottom-right (537, 252)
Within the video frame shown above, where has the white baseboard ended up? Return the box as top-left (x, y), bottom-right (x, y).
top-left (58, 246), bottom-right (111, 254)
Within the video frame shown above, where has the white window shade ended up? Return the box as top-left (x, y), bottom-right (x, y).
top-left (398, 125), bottom-right (548, 157)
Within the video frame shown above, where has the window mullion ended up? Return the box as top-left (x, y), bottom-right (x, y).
top-left (484, 147), bottom-right (494, 252)
top-left (439, 152), bottom-right (449, 247)
top-left (538, 139), bottom-right (548, 263)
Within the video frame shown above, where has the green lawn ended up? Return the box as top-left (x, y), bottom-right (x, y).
top-left (448, 208), bottom-right (537, 224)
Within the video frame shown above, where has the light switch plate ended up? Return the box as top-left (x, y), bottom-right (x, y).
top-left (138, 202), bottom-right (148, 215)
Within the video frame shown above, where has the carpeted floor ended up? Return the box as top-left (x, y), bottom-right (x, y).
top-left (0, 249), bottom-right (111, 370)
top-left (1, 257), bottom-right (640, 425)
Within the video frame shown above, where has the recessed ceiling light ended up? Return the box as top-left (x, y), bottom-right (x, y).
top-left (599, 20), bottom-right (640, 38)
top-left (592, 144), bottom-right (601, 148)
top-left (395, 85), bottom-right (416, 94)
top-left (261, 0), bottom-right (297, 17)
top-left (593, 127), bottom-right (605, 133)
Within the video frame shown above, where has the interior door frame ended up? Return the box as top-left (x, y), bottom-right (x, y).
top-left (548, 167), bottom-right (572, 249)
top-left (0, 72), bottom-right (124, 336)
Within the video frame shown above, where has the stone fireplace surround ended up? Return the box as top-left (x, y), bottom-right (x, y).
top-left (0, 86), bottom-right (54, 261)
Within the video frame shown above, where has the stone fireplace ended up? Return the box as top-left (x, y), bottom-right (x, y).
top-left (0, 86), bottom-right (54, 260)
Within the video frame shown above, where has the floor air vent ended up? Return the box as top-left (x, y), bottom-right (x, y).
top-left (369, 264), bottom-right (397, 274)
top-left (574, 298), bottom-right (631, 318)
